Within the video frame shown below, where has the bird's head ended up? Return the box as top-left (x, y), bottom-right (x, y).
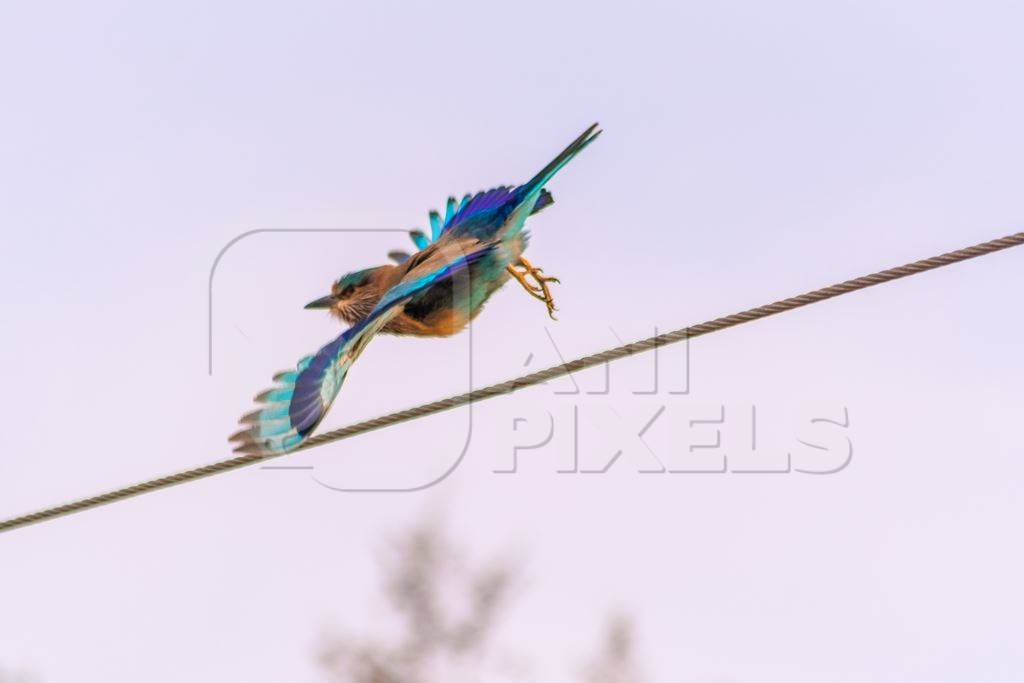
top-left (304, 265), bottom-right (391, 324)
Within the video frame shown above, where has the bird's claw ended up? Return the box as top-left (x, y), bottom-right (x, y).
top-left (507, 257), bottom-right (560, 319)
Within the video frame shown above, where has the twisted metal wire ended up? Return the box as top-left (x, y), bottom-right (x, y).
top-left (2, 231), bottom-right (1022, 534)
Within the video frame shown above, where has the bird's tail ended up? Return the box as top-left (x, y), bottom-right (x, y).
top-left (504, 123), bottom-right (601, 236)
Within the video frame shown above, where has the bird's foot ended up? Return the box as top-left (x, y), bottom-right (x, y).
top-left (506, 256), bottom-right (560, 320)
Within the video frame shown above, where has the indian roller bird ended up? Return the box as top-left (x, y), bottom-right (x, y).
top-left (303, 131), bottom-right (591, 326)
top-left (305, 187), bottom-right (558, 325)
top-left (300, 190), bottom-right (557, 333)
top-left (231, 123), bottom-right (601, 455)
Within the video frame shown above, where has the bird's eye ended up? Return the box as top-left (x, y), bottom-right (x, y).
top-left (340, 284), bottom-right (355, 298)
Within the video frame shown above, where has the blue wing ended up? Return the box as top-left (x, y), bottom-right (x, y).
top-left (406, 188), bottom-right (553, 251)
top-left (403, 123), bottom-right (598, 248)
top-left (231, 245), bottom-right (497, 456)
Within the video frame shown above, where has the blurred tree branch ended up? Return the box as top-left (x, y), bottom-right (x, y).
top-left (582, 615), bottom-right (643, 683)
top-left (317, 522), bottom-right (514, 683)
top-left (317, 520), bottom-right (644, 683)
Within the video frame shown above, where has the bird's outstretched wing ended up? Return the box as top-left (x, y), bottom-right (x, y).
top-left (495, 123), bottom-right (600, 241)
top-left (231, 244), bottom-right (497, 456)
top-left (410, 123), bottom-right (599, 247)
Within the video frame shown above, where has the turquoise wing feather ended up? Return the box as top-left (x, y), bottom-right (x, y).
top-left (409, 230), bottom-right (430, 250)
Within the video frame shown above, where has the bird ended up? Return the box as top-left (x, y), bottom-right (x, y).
top-left (231, 123), bottom-right (601, 455)
top-left (303, 126), bottom-right (593, 328)
top-left (301, 189), bottom-right (558, 336)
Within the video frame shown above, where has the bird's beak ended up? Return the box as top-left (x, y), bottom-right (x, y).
top-left (304, 294), bottom-right (338, 310)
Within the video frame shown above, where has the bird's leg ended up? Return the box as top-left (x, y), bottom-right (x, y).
top-left (505, 256), bottom-right (560, 319)
top-left (506, 265), bottom-right (543, 297)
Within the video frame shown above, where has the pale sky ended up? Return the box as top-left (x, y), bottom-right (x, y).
top-left (1, 1), bottom-right (1022, 681)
